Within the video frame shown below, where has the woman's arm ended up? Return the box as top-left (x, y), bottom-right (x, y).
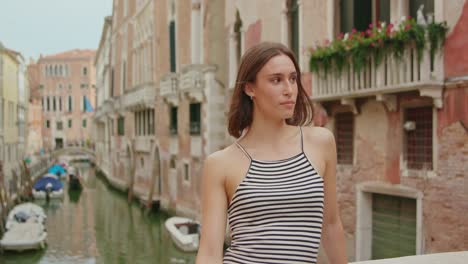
top-left (321, 128), bottom-right (348, 264)
top-left (196, 154), bottom-right (228, 264)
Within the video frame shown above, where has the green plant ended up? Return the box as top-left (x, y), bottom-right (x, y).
top-left (309, 18), bottom-right (448, 76)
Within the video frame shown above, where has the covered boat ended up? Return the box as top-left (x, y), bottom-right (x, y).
top-left (33, 174), bottom-right (64, 199)
top-left (165, 217), bottom-right (201, 252)
top-left (6, 203), bottom-right (46, 230)
top-left (47, 164), bottom-right (66, 177)
top-left (0, 222), bottom-right (47, 251)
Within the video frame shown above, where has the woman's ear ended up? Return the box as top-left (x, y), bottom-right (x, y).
top-left (244, 83), bottom-right (255, 98)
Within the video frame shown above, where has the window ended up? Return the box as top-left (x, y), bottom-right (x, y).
top-left (59, 65), bottom-right (63, 76)
top-left (170, 106), bottom-right (178, 135)
top-left (117, 116), bottom-right (125, 136)
top-left (335, 112), bottom-right (354, 164)
top-left (189, 103), bottom-right (201, 135)
top-left (184, 163), bottom-right (190, 182)
top-left (53, 96), bottom-right (57, 111)
top-left (148, 109), bottom-right (155, 135)
top-left (47, 96), bottom-right (50, 111)
top-left (68, 96), bottom-right (72, 112)
top-left (287, 0), bottom-right (299, 57)
top-left (82, 67), bottom-right (88, 76)
top-left (170, 156), bottom-right (177, 169)
top-left (371, 193), bottom-right (416, 259)
top-left (169, 20), bottom-right (177, 72)
top-left (68, 119), bottom-right (72, 128)
top-left (39, 84), bottom-right (44, 89)
top-left (404, 107), bottom-right (433, 170)
top-left (59, 97), bottom-right (62, 111)
top-left (340, 0), bottom-right (390, 33)
top-left (46, 120), bottom-right (50, 128)
top-left (82, 96), bottom-right (86, 112)
top-left (81, 83), bottom-right (88, 89)
top-left (410, 0), bottom-right (434, 22)
top-left (68, 84), bottom-right (72, 89)
top-left (57, 121), bottom-right (63, 131)
top-left (82, 119), bottom-right (87, 128)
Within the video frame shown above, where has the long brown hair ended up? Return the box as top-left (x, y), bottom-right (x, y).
top-left (228, 42), bottom-right (314, 138)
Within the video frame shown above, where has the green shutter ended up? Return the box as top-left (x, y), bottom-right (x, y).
top-left (118, 117), bottom-right (125, 136)
top-left (372, 193), bottom-right (417, 260)
top-left (169, 21), bottom-right (176, 72)
top-left (170, 107), bottom-right (178, 134)
top-left (290, 0), bottom-right (299, 57)
top-left (379, 0), bottom-right (390, 24)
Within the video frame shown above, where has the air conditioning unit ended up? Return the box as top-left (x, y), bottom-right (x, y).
top-left (404, 121), bottom-right (416, 131)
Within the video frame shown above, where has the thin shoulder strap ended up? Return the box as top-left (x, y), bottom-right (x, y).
top-left (299, 126), bottom-right (304, 152)
top-left (235, 141), bottom-right (252, 160)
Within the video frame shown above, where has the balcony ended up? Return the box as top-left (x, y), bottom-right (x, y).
top-left (160, 72), bottom-right (179, 106)
top-left (311, 22), bottom-right (447, 110)
top-left (179, 64), bottom-right (217, 102)
top-left (122, 83), bottom-right (155, 111)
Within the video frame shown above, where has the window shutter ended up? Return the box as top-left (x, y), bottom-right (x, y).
top-left (372, 194), bottom-right (416, 259)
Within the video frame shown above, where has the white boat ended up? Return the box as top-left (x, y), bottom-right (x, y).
top-left (6, 203), bottom-right (46, 230)
top-left (32, 188), bottom-right (64, 199)
top-left (0, 222), bottom-right (47, 251)
top-left (32, 173), bottom-right (64, 199)
top-left (165, 216), bottom-right (201, 252)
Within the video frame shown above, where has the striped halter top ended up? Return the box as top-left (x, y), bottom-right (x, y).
top-left (223, 127), bottom-right (324, 264)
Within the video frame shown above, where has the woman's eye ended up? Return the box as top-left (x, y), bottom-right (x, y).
top-left (289, 76), bottom-right (297, 84)
top-left (271, 78), bottom-right (280, 84)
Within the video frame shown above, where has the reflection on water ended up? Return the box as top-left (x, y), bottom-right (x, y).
top-left (0, 162), bottom-right (196, 264)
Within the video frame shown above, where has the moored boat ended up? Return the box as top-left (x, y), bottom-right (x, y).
top-left (165, 216), bottom-right (201, 252)
top-left (0, 222), bottom-right (47, 251)
top-left (33, 173), bottom-right (64, 199)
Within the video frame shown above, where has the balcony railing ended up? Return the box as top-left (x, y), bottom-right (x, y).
top-left (123, 83), bottom-right (155, 111)
top-left (160, 72), bottom-right (179, 105)
top-left (312, 44), bottom-right (444, 108)
top-left (179, 64), bottom-right (216, 102)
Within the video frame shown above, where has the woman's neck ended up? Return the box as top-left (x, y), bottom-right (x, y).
top-left (243, 115), bottom-right (296, 149)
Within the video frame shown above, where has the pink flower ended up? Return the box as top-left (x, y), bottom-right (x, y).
top-left (369, 23), bottom-right (374, 29)
top-left (338, 32), bottom-right (344, 39)
top-left (324, 39), bottom-right (330, 45)
top-left (388, 23), bottom-right (394, 29)
top-left (378, 38), bottom-right (383, 43)
top-left (370, 42), bottom-right (375, 47)
top-left (405, 24), bottom-right (412, 31)
top-left (407, 15), bottom-right (412, 20)
top-left (366, 29), bottom-right (372, 36)
top-left (352, 28), bottom-right (357, 33)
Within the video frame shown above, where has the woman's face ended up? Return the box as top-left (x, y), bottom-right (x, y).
top-left (247, 54), bottom-right (298, 121)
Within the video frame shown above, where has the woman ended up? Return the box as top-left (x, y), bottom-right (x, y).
top-left (196, 42), bottom-right (347, 264)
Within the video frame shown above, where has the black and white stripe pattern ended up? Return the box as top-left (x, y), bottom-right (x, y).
top-left (224, 134), bottom-right (324, 264)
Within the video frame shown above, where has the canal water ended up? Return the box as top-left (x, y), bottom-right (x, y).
top-left (0, 162), bottom-right (197, 264)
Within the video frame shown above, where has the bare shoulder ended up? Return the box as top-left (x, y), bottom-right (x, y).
top-left (203, 144), bottom-right (246, 179)
top-left (301, 125), bottom-right (336, 147)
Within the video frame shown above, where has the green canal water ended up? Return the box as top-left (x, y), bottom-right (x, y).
top-left (0, 162), bottom-right (197, 264)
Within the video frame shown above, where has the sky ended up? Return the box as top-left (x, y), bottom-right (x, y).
top-left (0, 0), bottom-right (113, 61)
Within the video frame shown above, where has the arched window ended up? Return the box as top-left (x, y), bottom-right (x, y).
top-left (59, 65), bottom-right (63, 76)
top-left (54, 65), bottom-right (58, 76)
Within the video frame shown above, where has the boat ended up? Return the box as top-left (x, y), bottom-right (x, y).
top-left (165, 217), bottom-right (201, 252)
top-left (67, 166), bottom-right (82, 190)
top-left (32, 173), bottom-right (64, 199)
top-left (5, 203), bottom-right (46, 230)
top-left (47, 164), bottom-right (67, 178)
top-left (0, 222), bottom-right (47, 251)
